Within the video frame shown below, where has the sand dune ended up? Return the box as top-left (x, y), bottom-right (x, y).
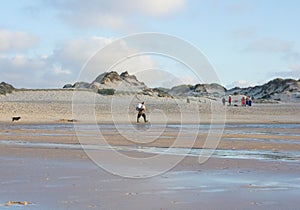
top-left (0, 89), bottom-right (299, 124)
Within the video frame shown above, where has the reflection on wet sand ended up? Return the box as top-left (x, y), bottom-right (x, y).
top-left (0, 123), bottom-right (300, 209)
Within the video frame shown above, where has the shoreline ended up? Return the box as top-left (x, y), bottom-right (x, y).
top-left (1, 145), bottom-right (300, 210)
top-left (1, 90), bottom-right (300, 209)
top-left (0, 122), bottom-right (299, 151)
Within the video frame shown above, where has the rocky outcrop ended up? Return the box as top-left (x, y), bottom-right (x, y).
top-left (92, 71), bottom-right (122, 86)
top-left (227, 78), bottom-right (300, 102)
top-left (63, 71), bottom-right (227, 97)
top-left (0, 82), bottom-right (15, 95)
top-left (63, 72), bottom-right (299, 102)
top-left (63, 71), bottom-right (147, 93)
top-left (63, 82), bottom-right (90, 89)
top-left (62, 84), bottom-right (73, 89)
top-left (168, 83), bottom-right (226, 97)
top-left (89, 71), bottom-right (146, 93)
top-left (72, 82), bottom-right (90, 89)
top-left (142, 88), bottom-right (173, 98)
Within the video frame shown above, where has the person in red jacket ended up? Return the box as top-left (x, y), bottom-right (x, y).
top-left (241, 97), bottom-right (246, 106)
top-left (228, 96), bottom-right (232, 106)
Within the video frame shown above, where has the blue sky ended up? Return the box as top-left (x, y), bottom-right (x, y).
top-left (1, 0), bottom-right (299, 89)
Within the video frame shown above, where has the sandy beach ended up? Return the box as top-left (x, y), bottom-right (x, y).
top-left (0, 90), bottom-right (300, 209)
top-left (3, 0), bottom-right (300, 209)
top-left (0, 89), bottom-right (299, 124)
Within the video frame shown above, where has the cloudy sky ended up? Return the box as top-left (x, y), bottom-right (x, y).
top-left (1, 0), bottom-right (300, 88)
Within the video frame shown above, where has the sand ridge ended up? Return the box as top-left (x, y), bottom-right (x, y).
top-left (0, 90), bottom-right (299, 124)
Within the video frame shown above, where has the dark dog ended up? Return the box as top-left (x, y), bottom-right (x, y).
top-left (12, 116), bottom-right (21, 122)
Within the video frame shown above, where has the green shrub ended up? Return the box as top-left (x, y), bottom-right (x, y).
top-left (97, 88), bottom-right (115, 95)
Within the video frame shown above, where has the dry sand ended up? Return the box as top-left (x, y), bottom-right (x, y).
top-left (0, 89), bottom-right (299, 124)
top-left (0, 90), bottom-right (300, 209)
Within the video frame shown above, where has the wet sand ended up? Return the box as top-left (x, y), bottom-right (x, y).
top-left (0, 90), bottom-right (300, 209)
top-left (0, 145), bottom-right (300, 210)
top-left (0, 123), bottom-right (300, 209)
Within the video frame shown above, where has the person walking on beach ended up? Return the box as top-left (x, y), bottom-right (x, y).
top-left (241, 97), bottom-right (246, 106)
top-left (245, 97), bottom-right (249, 106)
top-left (228, 96), bottom-right (232, 106)
top-left (248, 97), bottom-right (252, 106)
top-left (136, 101), bottom-right (148, 123)
top-left (222, 97), bottom-right (226, 106)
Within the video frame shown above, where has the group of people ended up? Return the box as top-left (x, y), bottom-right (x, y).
top-left (222, 95), bottom-right (253, 107)
top-left (241, 96), bottom-right (252, 106)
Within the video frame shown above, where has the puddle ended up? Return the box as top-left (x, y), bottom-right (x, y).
top-left (1, 139), bottom-right (299, 162)
top-left (223, 137), bottom-right (300, 144)
top-left (58, 176), bottom-right (82, 180)
top-left (154, 170), bottom-right (300, 197)
top-left (136, 147), bottom-right (300, 162)
top-left (1, 180), bottom-right (29, 185)
top-left (224, 124), bottom-right (300, 136)
top-left (1, 123), bottom-right (300, 139)
top-left (1, 123), bottom-right (300, 163)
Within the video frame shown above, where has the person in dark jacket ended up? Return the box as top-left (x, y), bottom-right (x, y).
top-left (136, 102), bottom-right (148, 123)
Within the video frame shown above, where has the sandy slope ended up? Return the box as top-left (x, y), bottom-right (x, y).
top-left (0, 89), bottom-right (299, 124)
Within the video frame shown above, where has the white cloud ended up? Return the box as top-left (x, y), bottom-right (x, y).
top-left (136, 0), bottom-right (186, 16)
top-left (0, 36), bottom-right (114, 88)
top-left (45, 0), bottom-right (186, 30)
top-left (0, 29), bottom-right (38, 52)
top-left (227, 80), bottom-right (253, 89)
top-left (0, 36), bottom-right (159, 88)
top-left (49, 37), bottom-right (115, 73)
top-left (49, 36), bottom-right (158, 83)
top-left (0, 55), bottom-right (47, 87)
top-left (53, 65), bottom-right (71, 75)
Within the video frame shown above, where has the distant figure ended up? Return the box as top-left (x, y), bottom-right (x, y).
top-left (241, 97), bottom-right (246, 106)
top-left (228, 96), bottom-right (232, 106)
top-left (136, 102), bottom-right (148, 123)
top-left (12, 116), bottom-right (21, 122)
top-left (222, 97), bottom-right (226, 106)
top-left (248, 97), bottom-right (252, 106)
top-left (245, 97), bottom-right (249, 106)
top-left (187, 98), bottom-right (190, 103)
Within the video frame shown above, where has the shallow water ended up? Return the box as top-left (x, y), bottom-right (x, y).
top-left (0, 139), bottom-right (299, 162)
top-left (1, 123), bottom-right (299, 136)
top-left (0, 123), bottom-right (299, 162)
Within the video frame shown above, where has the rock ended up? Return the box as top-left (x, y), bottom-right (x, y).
top-left (72, 82), bottom-right (90, 89)
top-left (5, 201), bottom-right (28, 206)
top-left (142, 88), bottom-right (173, 97)
top-left (0, 82), bottom-right (15, 95)
top-left (152, 88), bottom-right (173, 98)
top-left (142, 89), bottom-right (154, 96)
top-left (90, 71), bottom-right (146, 93)
top-left (168, 83), bottom-right (225, 97)
top-left (63, 84), bottom-right (73, 88)
top-left (97, 88), bottom-right (115, 95)
top-left (120, 71), bottom-right (130, 78)
top-left (92, 71), bottom-right (122, 85)
top-left (168, 85), bottom-right (193, 96)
